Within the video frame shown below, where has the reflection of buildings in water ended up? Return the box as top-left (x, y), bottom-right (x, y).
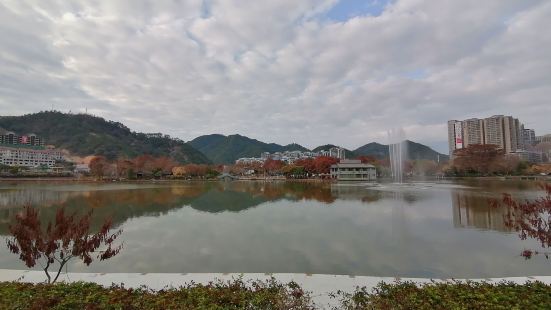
top-left (451, 190), bottom-right (511, 232)
top-left (330, 184), bottom-right (381, 202)
top-left (0, 189), bottom-right (76, 209)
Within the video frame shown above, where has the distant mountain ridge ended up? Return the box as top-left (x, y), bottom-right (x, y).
top-left (190, 134), bottom-right (448, 164)
top-left (0, 111), bottom-right (210, 164)
top-left (354, 140), bottom-right (449, 162)
top-left (0, 112), bottom-right (447, 165)
top-left (189, 134), bottom-right (310, 164)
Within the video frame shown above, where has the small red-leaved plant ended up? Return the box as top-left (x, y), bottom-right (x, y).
top-left (6, 205), bottom-right (122, 283)
top-left (491, 183), bottom-right (551, 259)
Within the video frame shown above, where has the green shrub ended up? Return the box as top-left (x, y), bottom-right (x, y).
top-left (332, 281), bottom-right (551, 310)
top-left (0, 278), bottom-right (313, 310)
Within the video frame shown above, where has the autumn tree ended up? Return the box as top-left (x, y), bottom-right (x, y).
top-left (115, 158), bottom-right (135, 179)
top-left (132, 154), bottom-right (156, 174)
top-left (452, 144), bottom-right (505, 175)
top-left (294, 158), bottom-right (316, 175)
top-left (6, 205), bottom-right (122, 283)
top-left (263, 159), bottom-right (285, 175)
top-left (491, 183), bottom-right (551, 259)
top-left (357, 156), bottom-right (379, 165)
top-left (151, 156), bottom-right (177, 175)
top-left (89, 155), bottom-right (109, 178)
top-left (312, 156), bottom-right (339, 174)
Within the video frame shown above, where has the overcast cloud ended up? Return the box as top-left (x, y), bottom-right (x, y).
top-left (1, 0), bottom-right (550, 153)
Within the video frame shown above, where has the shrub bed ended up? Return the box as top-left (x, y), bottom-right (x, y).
top-left (0, 278), bottom-right (313, 310)
top-left (1, 279), bottom-right (550, 309)
top-left (333, 281), bottom-right (551, 310)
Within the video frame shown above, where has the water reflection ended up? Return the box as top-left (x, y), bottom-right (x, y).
top-left (0, 180), bottom-right (548, 277)
top-left (451, 190), bottom-right (512, 232)
top-left (0, 181), bottom-right (385, 234)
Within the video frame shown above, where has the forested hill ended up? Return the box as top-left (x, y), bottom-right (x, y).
top-left (354, 140), bottom-right (449, 162)
top-left (0, 111), bottom-right (210, 164)
top-left (189, 134), bottom-right (309, 164)
top-left (190, 133), bottom-right (448, 164)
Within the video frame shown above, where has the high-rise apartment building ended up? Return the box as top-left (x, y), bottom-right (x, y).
top-left (482, 115), bottom-right (505, 149)
top-left (502, 116), bottom-right (521, 153)
top-left (448, 115), bottom-right (528, 158)
top-left (448, 120), bottom-right (463, 157)
top-left (463, 118), bottom-right (485, 146)
top-left (522, 128), bottom-right (536, 147)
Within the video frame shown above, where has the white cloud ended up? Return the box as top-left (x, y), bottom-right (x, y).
top-left (0, 0), bottom-right (549, 153)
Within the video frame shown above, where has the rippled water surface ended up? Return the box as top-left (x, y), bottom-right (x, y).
top-left (0, 179), bottom-right (549, 278)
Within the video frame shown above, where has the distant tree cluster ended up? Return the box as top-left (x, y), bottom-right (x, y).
top-left (172, 164), bottom-right (221, 179)
top-left (89, 155), bottom-right (178, 179)
top-left (449, 144), bottom-right (528, 176)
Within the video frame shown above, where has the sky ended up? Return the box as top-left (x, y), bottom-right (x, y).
top-left (1, 0), bottom-right (550, 154)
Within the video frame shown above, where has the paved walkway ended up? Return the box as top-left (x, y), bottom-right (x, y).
top-left (1, 270), bottom-right (550, 309)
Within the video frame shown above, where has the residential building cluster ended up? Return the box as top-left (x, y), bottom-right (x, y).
top-left (235, 147), bottom-right (346, 165)
top-left (0, 129), bottom-right (44, 147)
top-left (0, 130), bottom-right (63, 168)
top-left (448, 115), bottom-right (549, 163)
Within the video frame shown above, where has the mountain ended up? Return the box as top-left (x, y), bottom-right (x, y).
top-left (353, 142), bottom-right (389, 159)
top-left (0, 111), bottom-right (210, 164)
top-left (311, 144), bottom-right (356, 159)
top-left (354, 140), bottom-right (449, 162)
top-left (189, 134), bottom-right (310, 164)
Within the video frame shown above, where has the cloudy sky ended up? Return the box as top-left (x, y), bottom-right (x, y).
top-left (1, 0), bottom-right (550, 153)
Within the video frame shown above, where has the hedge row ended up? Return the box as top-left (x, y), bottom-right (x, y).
top-left (1, 279), bottom-right (550, 309)
top-left (333, 281), bottom-right (551, 310)
top-left (0, 279), bottom-right (312, 310)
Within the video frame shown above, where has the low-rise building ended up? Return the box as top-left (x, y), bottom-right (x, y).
top-left (330, 159), bottom-right (376, 181)
top-left (508, 150), bottom-right (544, 163)
top-left (0, 146), bottom-right (63, 167)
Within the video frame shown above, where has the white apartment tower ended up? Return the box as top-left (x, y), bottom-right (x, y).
top-left (448, 120), bottom-right (463, 158)
top-left (448, 115), bottom-right (526, 158)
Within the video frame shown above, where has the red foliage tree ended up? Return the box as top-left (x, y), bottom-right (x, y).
top-left (294, 158), bottom-right (316, 175)
top-left (89, 155), bottom-right (109, 178)
top-left (312, 156), bottom-right (339, 174)
top-left (263, 159), bottom-right (285, 175)
top-left (152, 156), bottom-right (178, 174)
top-left (6, 205), bottom-right (122, 283)
top-left (453, 144), bottom-right (505, 175)
top-left (115, 158), bottom-right (135, 178)
top-left (491, 183), bottom-right (551, 259)
top-left (357, 156), bottom-right (379, 165)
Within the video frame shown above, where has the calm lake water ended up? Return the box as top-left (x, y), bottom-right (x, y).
top-left (0, 179), bottom-right (549, 278)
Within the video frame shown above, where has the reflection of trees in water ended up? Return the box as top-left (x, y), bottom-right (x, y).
top-left (490, 183), bottom-right (551, 259)
top-left (451, 190), bottom-right (512, 232)
top-left (460, 179), bottom-right (539, 192)
top-left (0, 181), bottom-right (382, 235)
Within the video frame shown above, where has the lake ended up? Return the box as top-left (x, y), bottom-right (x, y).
top-left (0, 179), bottom-right (549, 278)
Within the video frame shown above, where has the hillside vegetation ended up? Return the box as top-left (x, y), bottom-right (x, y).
top-left (354, 140), bottom-right (449, 162)
top-left (189, 134), bottom-right (310, 164)
top-left (191, 134), bottom-right (448, 164)
top-left (0, 111), bottom-right (210, 164)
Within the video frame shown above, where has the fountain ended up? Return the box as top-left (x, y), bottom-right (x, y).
top-left (388, 128), bottom-right (407, 183)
